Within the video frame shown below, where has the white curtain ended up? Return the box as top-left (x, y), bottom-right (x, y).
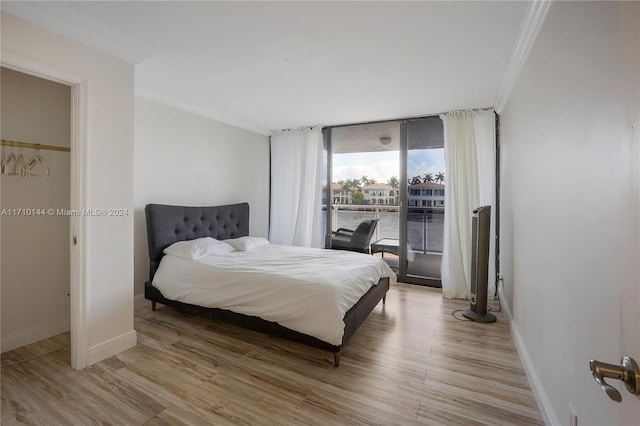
top-left (440, 110), bottom-right (496, 299)
top-left (269, 127), bottom-right (324, 248)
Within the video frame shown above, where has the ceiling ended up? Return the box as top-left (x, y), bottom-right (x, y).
top-left (2, 1), bottom-right (527, 135)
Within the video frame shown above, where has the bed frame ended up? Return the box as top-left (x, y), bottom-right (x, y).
top-left (144, 202), bottom-right (389, 366)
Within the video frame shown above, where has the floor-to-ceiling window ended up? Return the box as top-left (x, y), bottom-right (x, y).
top-left (401, 117), bottom-right (445, 285)
top-left (324, 116), bottom-right (444, 287)
top-left (327, 122), bottom-right (400, 262)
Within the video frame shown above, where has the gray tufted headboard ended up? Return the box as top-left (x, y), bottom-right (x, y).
top-left (145, 202), bottom-right (250, 280)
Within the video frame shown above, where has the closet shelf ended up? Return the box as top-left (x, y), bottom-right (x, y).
top-left (1, 139), bottom-right (70, 153)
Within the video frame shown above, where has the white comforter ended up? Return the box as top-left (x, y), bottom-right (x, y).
top-left (152, 244), bottom-right (396, 345)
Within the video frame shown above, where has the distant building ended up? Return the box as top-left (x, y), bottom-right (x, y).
top-left (362, 183), bottom-right (396, 205)
top-left (408, 182), bottom-right (445, 207)
top-left (323, 183), bottom-right (353, 205)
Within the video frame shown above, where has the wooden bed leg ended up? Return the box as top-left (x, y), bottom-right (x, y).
top-left (334, 351), bottom-right (341, 367)
top-left (151, 300), bottom-right (156, 311)
top-left (383, 292), bottom-right (387, 305)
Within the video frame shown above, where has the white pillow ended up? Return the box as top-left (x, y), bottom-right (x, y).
top-left (224, 236), bottom-right (270, 251)
top-left (163, 237), bottom-right (234, 259)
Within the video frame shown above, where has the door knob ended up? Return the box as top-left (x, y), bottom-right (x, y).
top-left (589, 356), bottom-right (640, 402)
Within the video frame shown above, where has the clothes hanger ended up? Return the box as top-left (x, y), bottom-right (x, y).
top-left (16, 143), bottom-right (29, 177)
top-left (28, 145), bottom-right (51, 179)
top-left (5, 146), bottom-right (21, 176)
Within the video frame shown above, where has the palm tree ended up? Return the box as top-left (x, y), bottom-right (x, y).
top-left (423, 173), bottom-right (434, 183)
top-left (345, 178), bottom-right (359, 191)
top-left (387, 176), bottom-right (399, 190)
top-left (359, 175), bottom-right (372, 186)
top-left (410, 176), bottom-right (422, 185)
top-left (435, 172), bottom-right (445, 184)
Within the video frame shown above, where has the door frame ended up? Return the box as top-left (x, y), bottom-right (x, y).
top-left (1, 51), bottom-right (88, 369)
top-left (620, 1), bottom-right (640, 421)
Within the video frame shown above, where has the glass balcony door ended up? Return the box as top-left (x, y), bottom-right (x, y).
top-left (399, 117), bottom-right (445, 286)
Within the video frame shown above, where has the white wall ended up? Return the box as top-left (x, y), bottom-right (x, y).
top-left (1, 68), bottom-right (71, 351)
top-left (499, 2), bottom-right (639, 425)
top-left (1, 12), bottom-right (136, 364)
top-left (133, 97), bottom-right (270, 295)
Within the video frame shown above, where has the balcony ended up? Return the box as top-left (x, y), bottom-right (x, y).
top-left (370, 206), bottom-right (443, 282)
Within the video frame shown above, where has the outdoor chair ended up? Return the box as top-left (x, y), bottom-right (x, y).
top-left (330, 219), bottom-right (379, 254)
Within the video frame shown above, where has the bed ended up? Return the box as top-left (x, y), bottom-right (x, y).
top-left (144, 202), bottom-right (393, 366)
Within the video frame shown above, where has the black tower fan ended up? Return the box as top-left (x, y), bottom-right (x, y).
top-left (462, 205), bottom-right (496, 323)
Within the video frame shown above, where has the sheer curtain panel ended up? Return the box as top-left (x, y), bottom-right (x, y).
top-left (269, 127), bottom-right (324, 248)
top-left (440, 110), bottom-right (496, 299)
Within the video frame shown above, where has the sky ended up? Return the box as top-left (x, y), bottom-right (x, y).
top-left (332, 149), bottom-right (445, 184)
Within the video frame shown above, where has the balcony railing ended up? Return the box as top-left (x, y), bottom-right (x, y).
top-left (325, 205), bottom-right (444, 252)
top-left (407, 207), bottom-right (444, 254)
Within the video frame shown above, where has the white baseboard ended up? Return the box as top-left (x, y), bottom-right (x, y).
top-left (87, 329), bottom-right (137, 366)
top-left (1, 318), bottom-right (70, 353)
top-left (499, 286), bottom-right (559, 426)
top-left (498, 285), bottom-right (513, 325)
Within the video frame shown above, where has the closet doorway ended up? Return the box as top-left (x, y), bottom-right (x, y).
top-left (1, 67), bottom-right (71, 360)
top-left (0, 62), bottom-right (87, 369)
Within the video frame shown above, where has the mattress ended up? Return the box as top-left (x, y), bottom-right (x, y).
top-left (152, 244), bottom-right (396, 345)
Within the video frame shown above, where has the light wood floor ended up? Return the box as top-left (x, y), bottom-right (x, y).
top-left (1, 283), bottom-right (544, 425)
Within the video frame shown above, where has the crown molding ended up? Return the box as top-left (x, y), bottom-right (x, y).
top-left (135, 85), bottom-right (269, 136)
top-left (0, 2), bottom-right (150, 64)
top-left (494, 0), bottom-right (553, 114)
